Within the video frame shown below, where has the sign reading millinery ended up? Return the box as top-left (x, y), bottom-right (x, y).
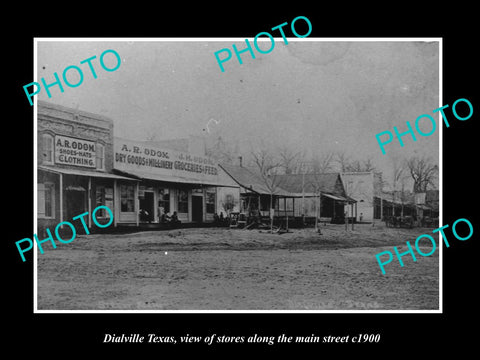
top-left (114, 138), bottom-right (219, 184)
top-left (55, 135), bottom-right (96, 168)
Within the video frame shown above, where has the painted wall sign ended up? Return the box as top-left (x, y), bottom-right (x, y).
top-left (55, 135), bottom-right (96, 168)
top-left (114, 138), bottom-right (219, 184)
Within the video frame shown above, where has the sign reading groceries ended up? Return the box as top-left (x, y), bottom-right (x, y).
top-left (55, 135), bottom-right (96, 168)
top-left (114, 138), bottom-right (219, 182)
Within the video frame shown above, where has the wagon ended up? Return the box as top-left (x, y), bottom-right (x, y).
top-left (229, 212), bottom-right (247, 228)
top-left (385, 216), bottom-right (414, 228)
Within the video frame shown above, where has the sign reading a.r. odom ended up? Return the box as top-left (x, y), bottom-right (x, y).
top-left (55, 135), bottom-right (96, 168)
top-left (113, 138), bottom-right (221, 185)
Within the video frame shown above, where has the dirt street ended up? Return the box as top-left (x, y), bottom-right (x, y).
top-left (37, 223), bottom-right (439, 310)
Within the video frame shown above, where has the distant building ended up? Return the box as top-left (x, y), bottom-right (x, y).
top-left (340, 171), bottom-right (418, 223)
top-left (414, 189), bottom-right (439, 220)
top-left (341, 172), bottom-right (376, 222)
top-left (275, 173), bottom-right (351, 222)
top-left (340, 171), bottom-right (439, 226)
top-left (220, 162), bottom-right (352, 223)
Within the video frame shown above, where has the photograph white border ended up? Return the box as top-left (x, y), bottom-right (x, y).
top-left (33, 37), bottom-right (443, 314)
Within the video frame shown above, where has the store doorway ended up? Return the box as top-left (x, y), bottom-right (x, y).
top-left (139, 191), bottom-right (155, 223)
top-left (192, 196), bottom-right (203, 223)
top-left (65, 187), bottom-right (86, 224)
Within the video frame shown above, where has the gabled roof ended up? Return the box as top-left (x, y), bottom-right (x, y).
top-left (276, 173), bottom-right (347, 197)
top-left (378, 190), bottom-right (416, 205)
top-left (219, 163), bottom-right (291, 196)
top-left (220, 164), bottom-right (348, 199)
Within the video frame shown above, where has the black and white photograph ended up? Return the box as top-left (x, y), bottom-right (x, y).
top-left (34, 39), bottom-right (440, 311)
top-left (6, 8), bottom-right (478, 354)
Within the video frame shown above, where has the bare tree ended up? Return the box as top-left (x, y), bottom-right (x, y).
top-left (406, 156), bottom-right (438, 193)
top-left (278, 146), bottom-right (303, 174)
top-left (251, 148), bottom-right (283, 233)
top-left (334, 152), bottom-right (376, 172)
top-left (390, 156), bottom-right (406, 216)
top-left (296, 152), bottom-right (334, 233)
top-left (348, 160), bottom-right (362, 172)
top-left (398, 177), bottom-right (411, 217)
top-left (335, 151), bottom-right (351, 172)
top-left (361, 157), bottom-right (376, 172)
top-left (304, 170), bottom-right (324, 233)
top-left (310, 152), bottom-right (335, 174)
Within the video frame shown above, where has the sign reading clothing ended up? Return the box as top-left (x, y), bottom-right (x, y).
top-left (114, 138), bottom-right (219, 184)
top-left (55, 135), bottom-right (96, 168)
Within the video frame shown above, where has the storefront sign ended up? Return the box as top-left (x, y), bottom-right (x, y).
top-left (55, 135), bottom-right (96, 168)
top-left (114, 138), bottom-right (219, 184)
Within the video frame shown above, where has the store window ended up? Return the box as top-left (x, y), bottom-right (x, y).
top-left (224, 194), bottom-right (235, 212)
top-left (178, 190), bottom-right (188, 213)
top-left (277, 197), bottom-right (284, 211)
top-left (41, 133), bottom-right (54, 165)
top-left (96, 143), bottom-right (105, 170)
top-left (158, 188), bottom-right (170, 215)
top-left (120, 184), bottom-right (135, 212)
top-left (206, 189), bottom-right (216, 214)
top-left (38, 183), bottom-right (55, 218)
top-left (286, 198), bottom-right (293, 211)
top-left (260, 196), bottom-right (271, 211)
top-left (96, 185), bottom-right (113, 217)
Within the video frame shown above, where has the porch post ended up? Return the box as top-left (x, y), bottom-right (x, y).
top-left (59, 173), bottom-right (63, 229)
top-left (286, 197), bottom-right (289, 231)
top-left (88, 177), bottom-right (92, 229)
top-left (113, 179), bottom-right (117, 227)
top-left (380, 197), bottom-right (383, 219)
top-left (135, 181), bottom-right (139, 226)
top-left (318, 194), bottom-right (321, 226)
top-left (351, 202), bottom-right (354, 230)
top-left (302, 171), bottom-right (305, 224)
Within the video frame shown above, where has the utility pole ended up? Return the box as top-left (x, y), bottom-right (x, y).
top-left (299, 160), bottom-right (314, 227)
top-left (302, 169), bottom-right (305, 225)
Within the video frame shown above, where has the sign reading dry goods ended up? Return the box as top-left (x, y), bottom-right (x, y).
top-left (55, 135), bottom-right (96, 168)
top-left (114, 138), bottom-right (219, 184)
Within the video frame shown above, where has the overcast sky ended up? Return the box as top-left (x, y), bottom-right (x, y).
top-left (36, 39), bottom-right (440, 188)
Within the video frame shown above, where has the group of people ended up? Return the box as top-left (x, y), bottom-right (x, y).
top-left (213, 212), bottom-right (228, 226)
top-left (159, 210), bottom-right (181, 225)
top-left (138, 206), bottom-right (181, 225)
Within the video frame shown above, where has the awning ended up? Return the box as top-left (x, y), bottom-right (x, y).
top-left (38, 165), bottom-right (137, 181)
top-left (113, 169), bottom-right (239, 188)
top-left (381, 197), bottom-right (415, 206)
top-left (416, 204), bottom-right (432, 210)
top-left (281, 192), bottom-right (354, 201)
top-left (240, 185), bottom-right (296, 197)
top-left (281, 192), bottom-right (318, 198)
top-left (65, 185), bottom-right (86, 191)
top-left (323, 193), bottom-right (349, 202)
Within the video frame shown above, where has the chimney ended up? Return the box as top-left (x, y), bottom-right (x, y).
top-left (238, 156), bottom-right (243, 167)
